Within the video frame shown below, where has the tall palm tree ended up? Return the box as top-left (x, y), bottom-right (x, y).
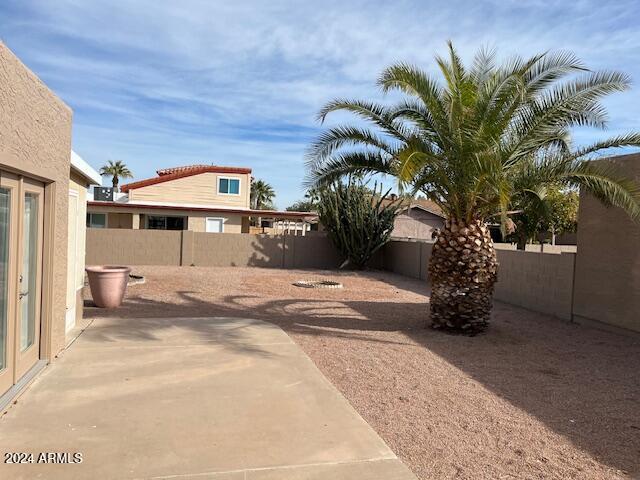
top-left (250, 179), bottom-right (276, 210)
top-left (307, 43), bottom-right (640, 333)
top-left (99, 160), bottom-right (133, 190)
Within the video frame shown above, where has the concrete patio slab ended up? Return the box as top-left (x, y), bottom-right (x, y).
top-left (0, 317), bottom-right (415, 480)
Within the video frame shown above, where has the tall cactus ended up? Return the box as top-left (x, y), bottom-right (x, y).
top-left (317, 178), bottom-right (402, 269)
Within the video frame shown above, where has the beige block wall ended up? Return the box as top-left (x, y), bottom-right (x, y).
top-left (573, 154), bottom-right (640, 332)
top-left (382, 240), bottom-right (432, 280)
top-left (377, 239), bottom-right (575, 319)
top-left (283, 235), bottom-right (344, 269)
top-left (129, 172), bottom-right (251, 209)
top-left (188, 232), bottom-right (285, 267)
top-left (85, 230), bottom-right (345, 269)
top-left (84, 230), bottom-right (579, 322)
top-left (83, 205), bottom-right (640, 332)
top-left (0, 41), bottom-right (72, 357)
top-left (494, 250), bottom-right (575, 320)
top-left (86, 229), bottom-right (183, 266)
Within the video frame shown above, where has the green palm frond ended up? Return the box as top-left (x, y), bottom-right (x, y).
top-left (388, 99), bottom-right (441, 143)
top-left (100, 160), bottom-right (133, 189)
top-left (305, 151), bottom-right (394, 188)
top-left (562, 160), bottom-right (640, 219)
top-left (306, 43), bottom-right (640, 226)
top-left (306, 126), bottom-right (398, 168)
top-left (571, 133), bottom-right (640, 159)
top-left (470, 46), bottom-right (497, 87)
top-left (250, 179), bottom-right (276, 210)
top-left (522, 50), bottom-right (587, 94)
top-left (394, 141), bottom-right (440, 186)
top-left (378, 63), bottom-right (451, 142)
top-left (99, 160), bottom-right (133, 178)
top-left (316, 99), bottom-right (410, 139)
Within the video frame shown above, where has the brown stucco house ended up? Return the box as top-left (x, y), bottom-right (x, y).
top-left (390, 198), bottom-right (445, 240)
top-left (0, 42), bottom-right (100, 408)
top-left (87, 165), bottom-right (317, 234)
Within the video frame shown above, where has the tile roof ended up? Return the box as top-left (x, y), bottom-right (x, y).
top-left (157, 165), bottom-right (214, 176)
top-left (120, 165), bottom-right (252, 192)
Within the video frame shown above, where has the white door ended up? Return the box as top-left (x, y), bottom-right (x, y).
top-left (66, 192), bottom-right (78, 332)
top-left (205, 218), bottom-right (223, 233)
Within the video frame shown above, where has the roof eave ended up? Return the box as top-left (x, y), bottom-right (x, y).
top-left (70, 151), bottom-right (102, 185)
top-left (87, 201), bottom-right (317, 219)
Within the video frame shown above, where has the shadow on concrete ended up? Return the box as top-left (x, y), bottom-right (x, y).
top-left (83, 270), bottom-right (640, 476)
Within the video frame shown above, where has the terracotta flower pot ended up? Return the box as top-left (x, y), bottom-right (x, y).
top-left (85, 266), bottom-right (132, 308)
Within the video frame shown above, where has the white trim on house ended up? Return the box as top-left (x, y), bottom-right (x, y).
top-left (65, 307), bottom-right (76, 333)
top-left (66, 189), bottom-right (79, 333)
top-left (70, 151), bottom-right (102, 185)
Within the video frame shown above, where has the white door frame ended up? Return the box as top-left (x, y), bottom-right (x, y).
top-left (66, 191), bottom-right (79, 332)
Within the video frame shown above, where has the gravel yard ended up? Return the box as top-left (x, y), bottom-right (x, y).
top-left (84, 266), bottom-right (640, 480)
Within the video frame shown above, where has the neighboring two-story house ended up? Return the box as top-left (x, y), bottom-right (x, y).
top-left (86, 164), bottom-right (316, 234)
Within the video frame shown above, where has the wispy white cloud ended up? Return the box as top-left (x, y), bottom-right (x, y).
top-left (1, 0), bottom-right (639, 207)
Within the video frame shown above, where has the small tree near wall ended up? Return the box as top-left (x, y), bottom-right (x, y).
top-left (317, 178), bottom-right (402, 269)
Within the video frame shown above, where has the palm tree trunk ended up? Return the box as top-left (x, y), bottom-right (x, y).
top-left (428, 218), bottom-right (498, 333)
top-left (112, 175), bottom-right (118, 190)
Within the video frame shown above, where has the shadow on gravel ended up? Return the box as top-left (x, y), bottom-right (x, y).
top-left (83, 270), bottom-right (640, 477)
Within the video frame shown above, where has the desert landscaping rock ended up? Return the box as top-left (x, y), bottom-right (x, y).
top-left (77, 266), bottom-right (640, 480)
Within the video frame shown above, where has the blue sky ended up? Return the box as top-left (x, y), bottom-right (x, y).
top-left (1, 0), bottom-right (639, 208)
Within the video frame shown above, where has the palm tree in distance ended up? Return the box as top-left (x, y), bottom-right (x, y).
top-left (99, 160), bottom-right (133, 191)
top-left (307, 42), bottom-right (640, 333)
top-left (250, 179), bottom-right (276, 210)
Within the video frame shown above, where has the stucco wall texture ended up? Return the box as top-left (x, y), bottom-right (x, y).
top-left (573, 154), bottom-right (640, 333)
top-left (392, 209), bottom-right (444, 240)
top-left (0, 41), bottom-right (72, 356)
